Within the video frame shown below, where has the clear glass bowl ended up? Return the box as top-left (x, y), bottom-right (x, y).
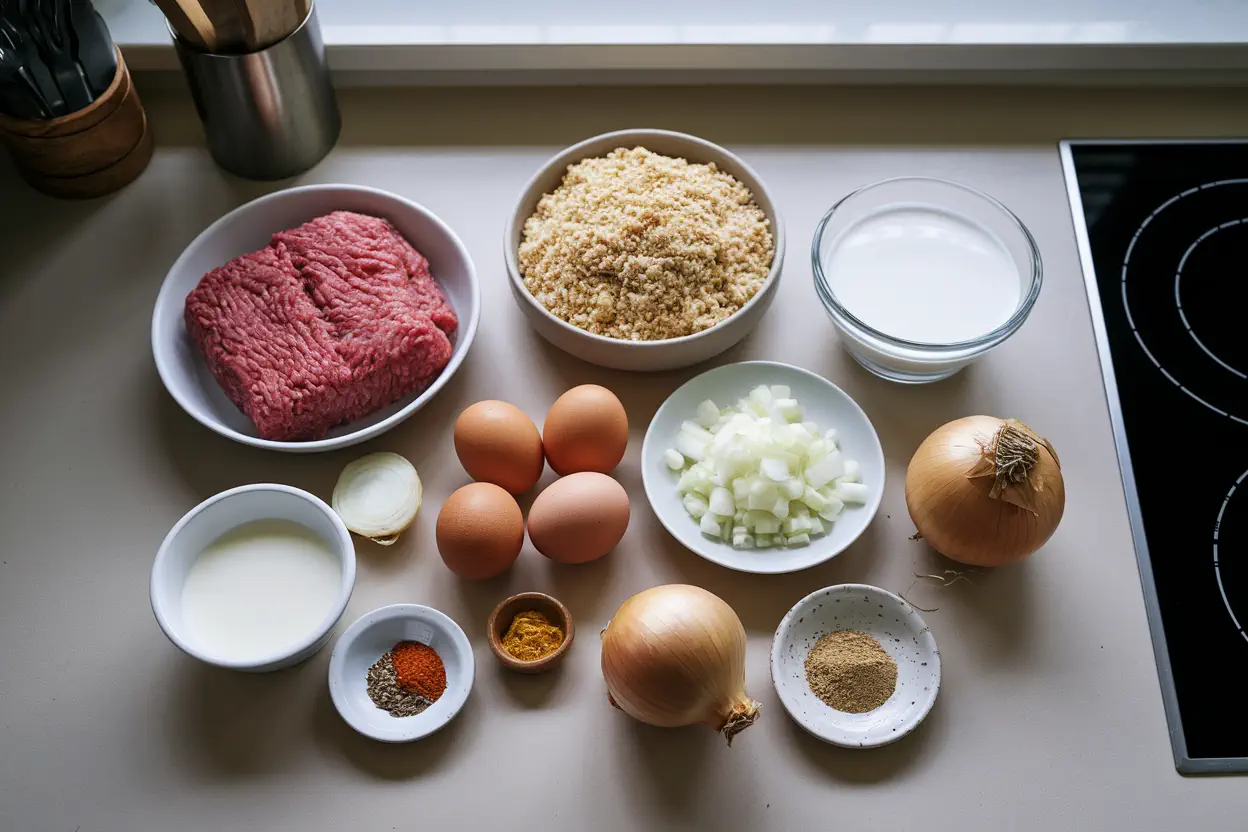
top-left (812, 177), bottom-right (1042, 383)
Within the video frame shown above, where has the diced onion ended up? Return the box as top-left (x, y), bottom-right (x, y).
top-left (332, 452), bottom-right (422, 546)
top-left (709, 487), bottom-right (735, 517)
top-left (668, 385), bottom-right (866, 549)
top-left (835, 482), bottom-right (869, 505)
top-left (695, 400), bottom-right (721, 428)
top-left (760, 457), bottom-right (789, 481)
top-left (683, 493), bottom-right (709, 519)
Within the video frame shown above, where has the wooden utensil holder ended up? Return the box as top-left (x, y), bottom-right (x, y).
top-left (0, 47), bottom-right (152, 199)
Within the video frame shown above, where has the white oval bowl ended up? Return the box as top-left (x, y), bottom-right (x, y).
top-left (505, 129), bottom-right (785, 372)
top-left (152, 184), bottom-right (480, 452)
top-left (150, 483), bottom-right (357, 672)
top-left (641, 361), bottom-right (884, 574)
top-left (771, 584), bottom-right (941, 748)
top-left (328, 604), bottom-right (475, 743)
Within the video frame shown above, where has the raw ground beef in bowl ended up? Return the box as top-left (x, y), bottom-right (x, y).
top-left (153, 186), bottom-right (480, 452)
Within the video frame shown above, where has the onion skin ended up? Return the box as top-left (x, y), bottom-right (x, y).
top-left (601, 584), bottom-right (759, 745)
top-left (905, 416), bottom-right (1065, 567)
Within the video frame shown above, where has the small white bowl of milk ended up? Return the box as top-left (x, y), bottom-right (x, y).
top-left (151, 484), bottom-right (356, 672)
top-left (813, 177), bottom-right (1042, 383)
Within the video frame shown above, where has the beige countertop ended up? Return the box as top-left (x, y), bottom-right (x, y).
top-left (3, 84), bottom-right (1248, 832)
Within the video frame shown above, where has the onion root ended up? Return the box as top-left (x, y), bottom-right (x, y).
top-left (720, 699), bottom-right (761, 746)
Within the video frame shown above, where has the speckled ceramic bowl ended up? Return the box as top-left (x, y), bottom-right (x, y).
top-left (770, 584), bottom-right (940, 748)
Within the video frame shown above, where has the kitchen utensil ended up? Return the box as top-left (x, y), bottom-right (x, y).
top-left (195, 0), bottom-right (246, 51)
top-left (151, 0), bottom-right (216, 52)
top-left (505, 128), bottom-right (786, 371)
top-left (0, 76), bottom-right (42, 117)
top-left (813, 177), bottom-right (1042, 383)
top-left (238, 0), bottom-right (305, 50)
top-left (641, 361), bottom-right (885, 575)
top-left (68, 0), bottom-right (117, 97)
top-left (151, 483), bottom-right (356, 673)
top-left (0, 10), bottom-right (63, 115)
top-left (771, 584), bottom-right (941, 749)
top-left (171, 2), bottom-right (339, 179)
top-left (487, 593), bottom-right (575, 674)
top-left (151, 184), bottom-right (480, 453)
top-left (0, 46), bottom-right (151, 198)
top-left (0, 43), bottom-right (49, 117)
top-left (28, 0), bottom-right (92, 111)
top-left (329, 604), bottom-right (475, 743)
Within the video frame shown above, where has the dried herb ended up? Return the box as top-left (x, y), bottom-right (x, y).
top-left (367, 649), bottom-right (433, 718)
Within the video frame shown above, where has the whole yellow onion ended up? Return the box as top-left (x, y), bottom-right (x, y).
top-left (905, 416), bottom-right (1065, 566)
top-left (601, 584), bottom-right (759, 745)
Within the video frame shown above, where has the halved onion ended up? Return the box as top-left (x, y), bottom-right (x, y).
top-left (332, 452), bottom-right (422, 545)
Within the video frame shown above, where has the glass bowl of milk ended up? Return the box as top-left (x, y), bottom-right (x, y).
top-left (813, 177), bottom-right (1042, 383)
top-left (151, 484), bottom-right (356, 672)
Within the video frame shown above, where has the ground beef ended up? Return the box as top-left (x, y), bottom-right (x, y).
top-left (184, 211), bottom-right (457, 441)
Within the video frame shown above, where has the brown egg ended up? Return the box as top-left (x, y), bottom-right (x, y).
top-left (542, 385), bottom-right (628, 475)
top-left (527, 472), bottom-right (630, 564)
top-left (436, 483), bottom-right (524, 579)
top-left (454, 400), bottom-right (545, 494)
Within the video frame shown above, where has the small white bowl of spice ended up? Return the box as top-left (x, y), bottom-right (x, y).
top-left (506, 129), bottom-right (785, 371)
top-left (771, 584), bottom-right (940, 748)
top-left (328, 604), bottom-right (474, 743)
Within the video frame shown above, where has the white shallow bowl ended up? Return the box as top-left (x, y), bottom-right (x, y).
top-left (641, 361), bottom-right (885, 574)
top-left (328, 604), bottom-right (475, 743)
top-left (150, 484), bottom-right (357, 673)
top-left (152, 184), bottom-right (480, 453)
top-left (771, 584), bottom-right (941, 748)
top-left (504, 129), bottom-right (785, 371)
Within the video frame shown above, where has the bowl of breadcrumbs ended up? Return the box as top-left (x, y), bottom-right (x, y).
top-left (506, 129), bottom-right (784, 371)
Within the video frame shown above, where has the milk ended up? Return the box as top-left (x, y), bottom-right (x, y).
top-left (825, 206), bottom-right (1021, 344)
top-left (181, 519), bottom-right (342, 662)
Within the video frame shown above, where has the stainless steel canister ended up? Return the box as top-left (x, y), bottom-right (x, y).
top-left (171, 4), bottom-right (341, 180)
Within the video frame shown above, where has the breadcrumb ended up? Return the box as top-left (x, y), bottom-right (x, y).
top-left (519, 146), bottom-right (774, 341)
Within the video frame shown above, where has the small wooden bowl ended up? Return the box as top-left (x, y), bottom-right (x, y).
top-left (487, 592), bottom-right (574, 674)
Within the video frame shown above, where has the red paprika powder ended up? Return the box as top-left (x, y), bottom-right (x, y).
top-left (391, 641), bottom-right (447, 701)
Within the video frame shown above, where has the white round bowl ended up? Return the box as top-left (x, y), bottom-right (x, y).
top-left (771, 584), bottom-right (941, 748)
top-left (150, 483), bottom-right (357, 673)
top-left (504, 129), bottom-right (785, 372)
top-left (152, 184), bottom-right (480, 452)
top-left (641, 361), bottom-right (885, 574)
top-left (328, 604), bottom-right (475, 743)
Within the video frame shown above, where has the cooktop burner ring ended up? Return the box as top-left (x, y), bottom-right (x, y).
top-left (1176, 218), bottom-right (1247, 381)
top-left (1215, 468), bottom-right (1248, 645)
top-left (1122, 178), bottom-right (1248, 427)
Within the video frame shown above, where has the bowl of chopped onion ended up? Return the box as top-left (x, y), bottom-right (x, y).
top-left (641, 361), bottom-right (884, 574)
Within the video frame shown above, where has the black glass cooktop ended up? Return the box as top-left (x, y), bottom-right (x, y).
top-left (1062, 141), bottom-right (1248, 774)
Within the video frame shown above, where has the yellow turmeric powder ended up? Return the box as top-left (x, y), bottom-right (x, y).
top-left (502, 610), bottom-right (564, 661)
